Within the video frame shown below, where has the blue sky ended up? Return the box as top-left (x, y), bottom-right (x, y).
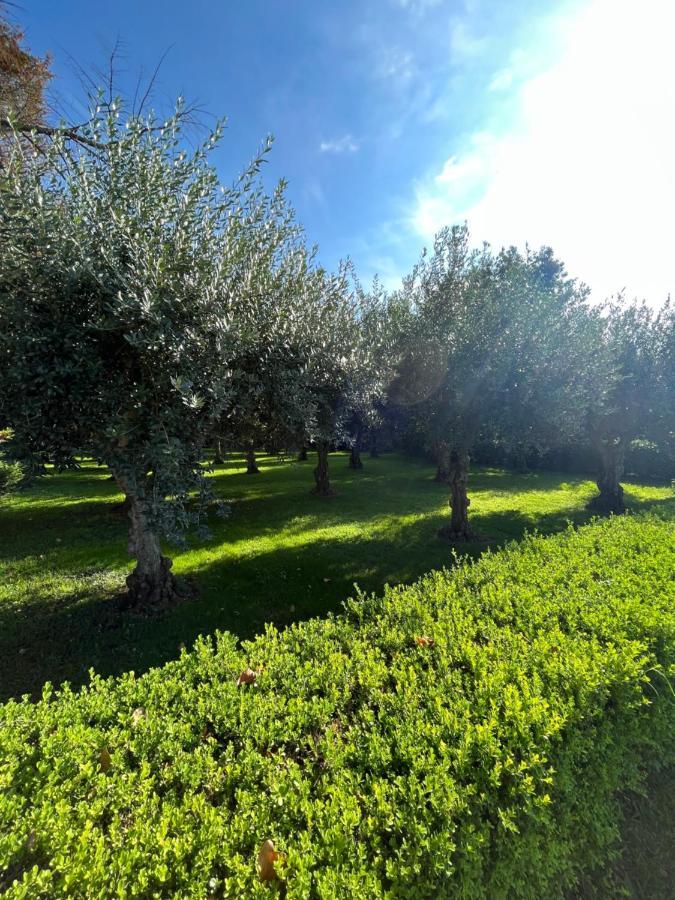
top-left (18, 0), bottom-right (674, 304)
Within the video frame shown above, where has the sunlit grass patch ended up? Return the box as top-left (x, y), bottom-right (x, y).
top-left (0, 452), bottom-right (672, 700)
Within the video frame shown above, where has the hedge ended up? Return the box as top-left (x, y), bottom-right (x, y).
top-left (1, 514), bottom-right (673, 898)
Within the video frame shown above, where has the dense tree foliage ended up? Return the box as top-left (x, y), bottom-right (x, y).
top-left (585, 298), bottom-right (674, 512)
top-left (0, 100), bottom-right (340, 607)
top-left (211, 187), bottom-right (318, 475)
top-left (343, 279), bottom-right (393, 471)
top-left (389, 226), bottom-right (600, 539)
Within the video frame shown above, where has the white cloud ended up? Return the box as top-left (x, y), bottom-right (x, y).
top-left (488, 68), bottom-right (513, 91)
top-left (319, 134), bottom-right (360, 154)
top-left (376, 47), bottom-right (415, 84)
top-left (396, 0), bottom-right (441, 14)
top-left (365, 255), bottom-right (406, 292)
top-left (412, 0), bottom-right (675, 305)
top-left (450, 20), bottom-right (486, 59)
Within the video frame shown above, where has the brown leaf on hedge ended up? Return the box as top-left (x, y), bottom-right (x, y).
top-left (237, 668), bottom-right (259, 686)
top-left (415, 636), bottom-right (435, 648)
top-left (99, 747), bottom-right (112, 773)
top-left (258, 839), bottom-right (279, 882)
top-left (131, 707), bottom-right (146, 727)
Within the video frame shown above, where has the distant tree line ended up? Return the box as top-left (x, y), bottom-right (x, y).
top-left (0, 18), bottom-right (672, 608)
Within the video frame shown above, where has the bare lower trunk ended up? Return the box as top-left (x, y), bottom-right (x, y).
top-left (213, 438), bottom-right (225, 466)
top-left (246, 444), bottom-right (260, 475)
top-left (434, 443), bottom-right (451, 483)
top-left (298, 446), bottom-right (308, 461)
top-left (349, 430), bottom-right (363, 470)
top-left (440, 449), bottom-right (476, 541)
top-left (124, 494), bottom-right (178, 609)
top-left (511, 444), bottom-right (529, 474)
top-left (313, 442), bottom-right (333, 495)
top-left (589, 438), bottom-right (625, 514)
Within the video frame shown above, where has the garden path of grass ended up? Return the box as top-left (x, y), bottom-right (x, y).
top-left (1, 452), bottom-right (672, 701)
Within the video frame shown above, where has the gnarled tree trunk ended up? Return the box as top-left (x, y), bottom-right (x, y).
top-left (440, 448), bottom-right (476, 541)
top-left (297, 446), bottom-right (308, 461)
top-left (246, 443), bottom-right (260, 475)
top-left (123, 492), bottom-right (179, 609)
top-left (349, 428), bottom-right (363, 470)
top-left (313, 442), bottom-right (333, 495)
top-left (589, 437), bottom-right (625, 514)
top-left (213, 438), bottom-right (225, 466)
top-left (434, 442), bottom-right (451, 483)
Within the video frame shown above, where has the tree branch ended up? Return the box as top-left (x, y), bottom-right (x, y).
top-left (0, 118), bottom-right (107, 150)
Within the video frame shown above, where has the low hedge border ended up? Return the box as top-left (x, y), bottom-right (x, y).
top-left (1, 513), bottom-right (673, 897)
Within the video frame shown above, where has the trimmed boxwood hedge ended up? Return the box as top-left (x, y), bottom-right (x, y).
top-left (1, 514), bottom-right (673, 898)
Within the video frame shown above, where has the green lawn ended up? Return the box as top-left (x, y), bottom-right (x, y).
top-left (1, 452), bottom-right (672, 701)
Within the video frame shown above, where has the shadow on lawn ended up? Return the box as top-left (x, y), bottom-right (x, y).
top-left (0, 483), bottom-right (672, 703)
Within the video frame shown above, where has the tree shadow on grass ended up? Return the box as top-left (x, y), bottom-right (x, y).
top-left (1, 488), bottom-right (672, 703)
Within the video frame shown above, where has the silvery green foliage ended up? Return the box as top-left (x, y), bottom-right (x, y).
top-left (395, 225), bottom-right (596, 460)
top-left (653, 300), bottom-right (675, 457)
top-left (304, 263), bottom-right (362, 443)
top-left (344, 276), bottom-right (397, 452)
top-left (299, 262), bottom-right (381, 448)
top-left (0, 97), bottom-right (288, 543)
top-left (584, 297), bottom-right (674, 509)
top-left (588, 297), bottom-right (672, 449)
top-left (221, 198), bottom-right (323, 453)
top-left (488, 245), bottom-right (597, 459)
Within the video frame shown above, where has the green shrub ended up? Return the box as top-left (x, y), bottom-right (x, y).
top-left (0, 514), bottom-right (673, 898)
top-left (0, 459), bottom-right (23, 497)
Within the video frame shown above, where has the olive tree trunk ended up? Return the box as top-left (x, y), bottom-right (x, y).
top-left (349, 428), bottom-right (363, 470)
top-left (313, 442), bottom-right (333, 495)
top-left (125, 495), bottom-right (178, 607)
top-left (110, 472), bottom-right (179, 608)
top-left (589, 438), bottom-right (625, 514)
top-left (440, 448), bottom-right (476, 541)
top-left (434, 442), bottom-right (451, 483)
top-left (510, 443), bottom-right (529, 474)
top-left (297, 446), bottom-right (308, 461)
top-left (246, 443), bottom-right (260, 475)
top-left (212, 438), bottom-right (225, 466)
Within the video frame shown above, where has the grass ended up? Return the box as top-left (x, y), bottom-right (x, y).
top-left (0, 451), bottom-right (672, 702)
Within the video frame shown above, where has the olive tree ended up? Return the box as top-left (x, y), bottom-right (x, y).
top-left (490, 246), bottom-right (596, 472)
top-left (397, 226), bottom-right (597, 540)
top-left (220, 199), bottom-right (321, 475)
top-left (298, 264), bottom-right (363, 496)
top-left (344, 278), bottom-right (393, 470)
top-left (0, 99), bottom-right (283, 607)
top-left (585, 299), bottom-right (669, 513)
top-left (396, 226), bottom-right (503, 539)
